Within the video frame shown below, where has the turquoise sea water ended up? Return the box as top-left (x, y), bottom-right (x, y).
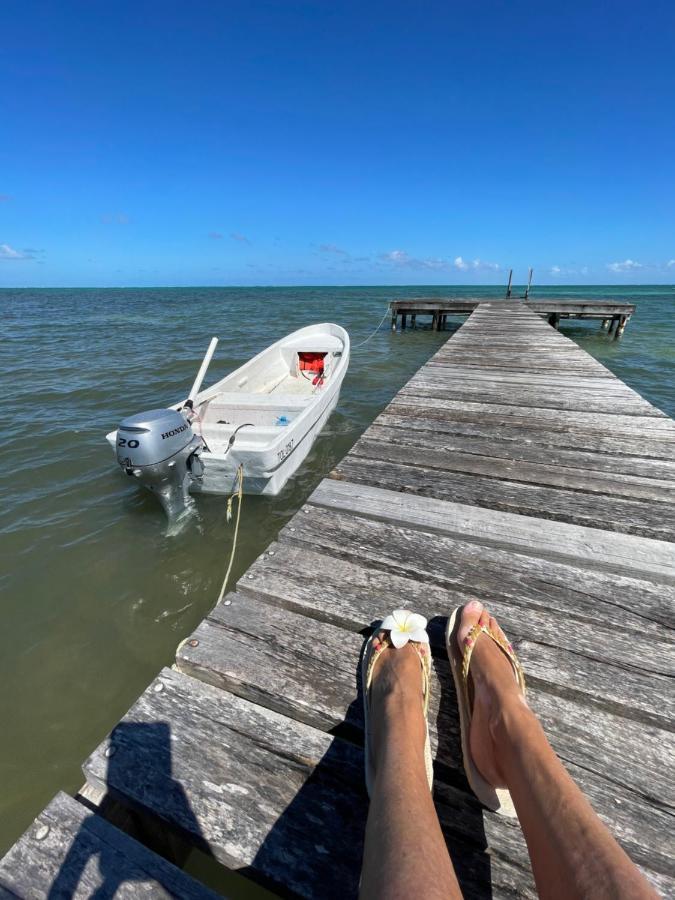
top-left (0, 285), bottom-right (673, 859)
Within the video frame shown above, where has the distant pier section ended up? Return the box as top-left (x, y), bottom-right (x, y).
top-left (390, 298), bottom-right (636, 336)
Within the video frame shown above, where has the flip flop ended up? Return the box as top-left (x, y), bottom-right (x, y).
top-left (362, 609), bottom-right (433, 797)
top-left (446, 605), bottom-right (526, 818)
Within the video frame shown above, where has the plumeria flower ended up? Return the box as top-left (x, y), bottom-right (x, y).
top-left (380, 609), bottom-right (429, 648)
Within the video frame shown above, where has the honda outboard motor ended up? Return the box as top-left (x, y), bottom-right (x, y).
top-left (114, 408), bottom-right (203, 520)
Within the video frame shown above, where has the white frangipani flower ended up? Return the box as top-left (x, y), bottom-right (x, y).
top-left (380, 609), bottom-right (429, 648)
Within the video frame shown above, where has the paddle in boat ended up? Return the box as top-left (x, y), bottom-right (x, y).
top-left (106, 323), bottom-right (350, 520)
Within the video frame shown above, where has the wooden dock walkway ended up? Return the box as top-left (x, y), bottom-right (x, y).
top-left (2, 301), bottom-right (674, 898)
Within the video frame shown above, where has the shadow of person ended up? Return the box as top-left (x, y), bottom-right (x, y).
top-left (251, 617), bottom-right (495, 900)
top-left (47, 722), bottom-right (208, 898)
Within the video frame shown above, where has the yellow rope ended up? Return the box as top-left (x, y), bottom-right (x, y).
top-left (216, 463), bottom-right (244, 604)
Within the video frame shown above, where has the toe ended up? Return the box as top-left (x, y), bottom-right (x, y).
top-left (372, 629), bottom-right (387, 650)
top-left (457, 599), bottom-right (484, 651)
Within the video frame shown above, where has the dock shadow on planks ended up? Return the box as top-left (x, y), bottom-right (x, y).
top-left (46, 722), bottom-right (211, 899)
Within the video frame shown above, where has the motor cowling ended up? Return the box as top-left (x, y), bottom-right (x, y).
top-left (115, 408), bottom-right (203, 521)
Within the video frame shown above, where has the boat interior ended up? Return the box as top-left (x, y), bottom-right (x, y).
top-left (195, 335), bottom-right (344, 442)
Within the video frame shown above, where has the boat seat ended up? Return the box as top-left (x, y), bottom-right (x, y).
top-left (281, 335), bottom-right (344, 353)
top-left (204, 393), bottom-right (310, 411)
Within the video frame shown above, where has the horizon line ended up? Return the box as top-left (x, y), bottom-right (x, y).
top-left (0, 282), bottom-right (674, 291)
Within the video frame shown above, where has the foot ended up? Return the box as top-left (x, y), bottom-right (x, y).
top-left (456, 600), bottom-right (527, 788)
top-left (368, 632), bottom-right (427, 778)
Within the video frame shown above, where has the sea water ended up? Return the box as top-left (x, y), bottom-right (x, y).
top-left (0, 285), bottom-right (673, 857)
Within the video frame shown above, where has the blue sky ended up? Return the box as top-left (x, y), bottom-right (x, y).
top-left (1, 0), bottom-right (674, 287)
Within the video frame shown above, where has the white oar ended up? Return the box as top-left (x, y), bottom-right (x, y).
top-left (187, 336), bottom-right (218, 407)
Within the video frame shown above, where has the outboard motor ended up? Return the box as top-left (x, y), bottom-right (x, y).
top-left (114, 408), bottom-right (203, 521)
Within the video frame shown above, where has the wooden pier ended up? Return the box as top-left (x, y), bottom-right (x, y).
top-left (2, 302), bottom-right (674, 898)
top-left (390, 298), bottom-right (636, 336)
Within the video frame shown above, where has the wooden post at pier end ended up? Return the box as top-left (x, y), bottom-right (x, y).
top-left (524, 267), bottom-right (533, 300)
top-left (506, 268), bottom-right (513, 298)
top-left (601, 318), bottom-right (610, 329)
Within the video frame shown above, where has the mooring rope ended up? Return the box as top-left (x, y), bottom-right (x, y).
top-left (216, 463), bottom-right (245, 604)
top-left (351, 304), bottom-right (391, 350)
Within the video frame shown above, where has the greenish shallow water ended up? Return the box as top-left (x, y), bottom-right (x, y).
top-left (0, 285), bottom-right (673, 862)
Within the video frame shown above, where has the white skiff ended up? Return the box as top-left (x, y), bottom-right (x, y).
top-left (107, 323), bottom-right (349, 508)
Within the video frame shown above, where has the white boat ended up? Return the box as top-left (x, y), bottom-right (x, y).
top-left (106, 323), bottom-right (349, 518)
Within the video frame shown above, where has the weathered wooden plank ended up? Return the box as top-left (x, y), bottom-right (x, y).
top-left (257, 523), bottom-right (675, 636)
top-left (0, 792), bottom-right (219, 899)
top-left (405, 373), bottom-right (662, 414)
top-left (179, 585), bottom-right (674, 744)
top-left (366, 422), bottom-right (675, 479)
top-left (422, 362), bottom-right (620, 382)
top-left (420, 358), bottom-right (612, 375)
top-left (332, 456), bottom-right (675, 540)
top-left (426, 361), bottom-right (616, 378)
top-left (394, 391), bottom-right (675, 435)
top-left (307, 479), bottom-right (675, 583)
top-left (379, 406), bottom-right (675, 460)
top-left (349, 436), bottom-right (675, 503)
top-left (230, 544), bottom-right (675, 727)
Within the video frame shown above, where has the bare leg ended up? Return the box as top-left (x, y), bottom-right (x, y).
top-left (457, 601), bottom-right (657, 900)
top-left (360, 633), bottom-right (462, 900)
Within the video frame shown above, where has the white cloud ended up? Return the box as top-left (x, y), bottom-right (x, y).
top-left (381, 250), bottom-right (450, 270)
top-left (380, 251), bottom-right (500, 272)
top-left (382, 249), bottom-right (411, 264)
top-left (607, 259), bottom-right (642, 272)
top-left (471, 258), bottom-right (500, 271)
top-left (666, 259), bottom-right (675, 268)
top-left (550, 265), bottom-right (562, 274)
top-left (0, 243), bottom-right (33, 260)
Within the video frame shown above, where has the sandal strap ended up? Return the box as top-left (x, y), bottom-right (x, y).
top-left (461, 622), bottom-right (526, 697)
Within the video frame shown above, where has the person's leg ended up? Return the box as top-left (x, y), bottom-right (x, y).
top-left (360, 633), bottom-right (462, 900)
top-left (457, 601), bottom-right (657, 900)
